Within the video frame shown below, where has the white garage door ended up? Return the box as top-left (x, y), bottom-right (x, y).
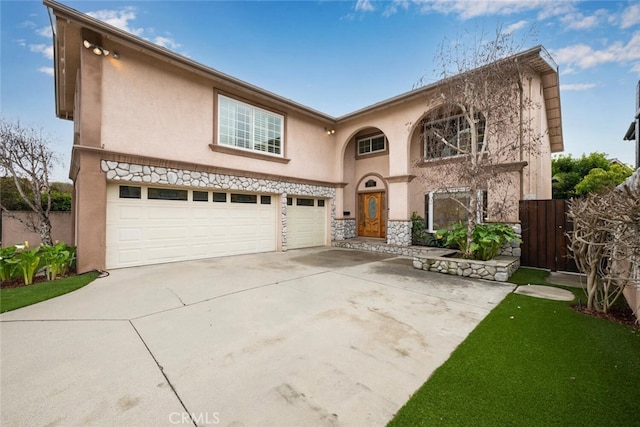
top-left (106, 184), bottom-right (277, 269)
top-left (286, 197), bottom-right (327, 249)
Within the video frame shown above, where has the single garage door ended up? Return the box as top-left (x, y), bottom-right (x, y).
top-left (286, 197), bottom-right (327, 249)
top-left (106, 184), bottom-right (277, 269)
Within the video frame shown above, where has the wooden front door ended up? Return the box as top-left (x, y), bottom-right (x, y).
top-left (358, 192), bottom-right (386, 238)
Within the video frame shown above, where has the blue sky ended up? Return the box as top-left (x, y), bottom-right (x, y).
top-left (2, 0), bottom-right (639, 182)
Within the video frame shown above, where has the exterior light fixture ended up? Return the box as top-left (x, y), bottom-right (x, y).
top-left (325, 127), bottom-right (335, 135)
top-left (83, 39), bottom-right (110, 57)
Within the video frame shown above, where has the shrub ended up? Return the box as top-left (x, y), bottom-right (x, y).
top-left (438, 222), bottom-right (521, 261)
top-left (411, 212), bottom-right (445, 247)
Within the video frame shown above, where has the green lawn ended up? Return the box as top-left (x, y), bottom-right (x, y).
top-left (389, 269), bottom-right (640, 426)
top-left (0, 272), bottom-right (98, 313)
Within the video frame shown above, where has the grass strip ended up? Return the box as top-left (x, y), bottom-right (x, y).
top-left (0, 272), bottom-right (98, 313)
top-left (389, 270), bottom-right (640, 426)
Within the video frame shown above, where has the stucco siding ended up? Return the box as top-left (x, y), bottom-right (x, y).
top-left (101, 46), bottom-right (214, 161)
top-left (98, 42), bottom-right (338, 183)
top-left (1, 212), bottom-right (72, 248)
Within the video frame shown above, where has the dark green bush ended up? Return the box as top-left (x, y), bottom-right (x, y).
top-left (411, 212), bottom-right (445, 247)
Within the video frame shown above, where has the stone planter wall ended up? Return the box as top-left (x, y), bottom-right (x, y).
top-left (413, 254), bottom-right (520, 282)
top-left (498, 223), bottom-right (522, 257)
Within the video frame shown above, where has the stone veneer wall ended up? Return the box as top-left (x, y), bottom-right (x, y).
top-left (100, 160), bottom-right (336, 250)
top-left (498, 223), bottom-right (522, 257)
top-left (332, 239), bottom-right (419, 257)
top-left (334, 219), bottom-right (356, 241)
top-left (386, 220), bottom-right (412, 246)
top-left (413, 255), bottom-right (520, 282)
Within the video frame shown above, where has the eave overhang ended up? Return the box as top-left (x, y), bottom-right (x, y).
top-left (43, 0), bottom-right (564, 154)
top-left (336, 46), bottom-right (564, 153)
top-left (43, 0), bottom-right (335, 123)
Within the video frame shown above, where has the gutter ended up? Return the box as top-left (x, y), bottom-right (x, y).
top-left (45, 4), bottom-right (60, 118)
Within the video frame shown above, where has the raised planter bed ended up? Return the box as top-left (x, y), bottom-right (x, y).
top-left (412, 253), bottom-right (520, 282)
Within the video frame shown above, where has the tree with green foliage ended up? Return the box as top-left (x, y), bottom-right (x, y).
top-left (575, 163), bottom-right (634, 195)
top-left (0, 177), bottom-right (71, 211)
top-left (552, 152), bottom-right (634, 199)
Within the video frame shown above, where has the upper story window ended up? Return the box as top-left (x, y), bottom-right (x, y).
top-left (218, 95), bottom-right (283, 156)
top-left (423, 113), bottom-right (485, 160)
top-left (357, 134), bottom-right (386, 156)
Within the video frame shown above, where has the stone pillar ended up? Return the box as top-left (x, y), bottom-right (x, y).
top-left (385, 176), bottom-right (415, 247)
top-left (334, 218), bottom-right (356, 240)
top-left (387, 220), bottom-right (412, 246)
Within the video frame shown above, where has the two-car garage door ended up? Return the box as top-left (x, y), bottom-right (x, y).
top-left (106, 184), bottom-right (327, 269)
top-left (106, 185), bottom-right (277, 269)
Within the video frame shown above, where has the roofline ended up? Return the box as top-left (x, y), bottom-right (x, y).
top-left (624, 121), bottom-right (636, 140)
top-left (336, 45), bottom-right (553, 122)
top-left (43, 0), bottom-right (336, 123)
top-left (43, 0), bottom-right (562, 152)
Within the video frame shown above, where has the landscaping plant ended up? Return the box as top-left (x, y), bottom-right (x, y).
top-left (410, 212), bottom-right (445, 248)
top-left (1, 241), bottom-right (76, 286)
top-left (8, 242), bottom-right (42, 286)
top-left (0, 245), bottom-right (20, 281)
top-left (438, 222), bottom-right (520, 261)
top-left (568, 171), bottom-right (640, 313)
top-left (39, 242), bottom-right (75, 281)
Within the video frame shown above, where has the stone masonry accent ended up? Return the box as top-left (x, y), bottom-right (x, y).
top-left (334, 219), bottom-right (356, 241)
top-left (412, 255), bottom-right (520, 282)
top-left (498, 223), bottom-right (522, 257)
top-left (101, 160), bottom-right (336, 247)
top-left (386, 220), bottom-right (412, 246)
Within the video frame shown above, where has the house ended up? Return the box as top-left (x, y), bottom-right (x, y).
top-left (623, 81), bottom-right (640, 169)
top-left (44, 0), bottom-right (563, 273)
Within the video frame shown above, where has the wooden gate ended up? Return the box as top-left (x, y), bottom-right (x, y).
top-left (518, 200), bottom-right (578, 272)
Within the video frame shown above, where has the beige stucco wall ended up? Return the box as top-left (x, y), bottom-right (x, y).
top-left (1, 212), bottom-right (73, 247)
top-left (64, 26), bottom-right (558, 271)
top-left (522, 74), bottom-right (553, 200)
top-left (99, 42), bottom-right (337, 183)
top-left (340, 73), bottom-right (554, 225)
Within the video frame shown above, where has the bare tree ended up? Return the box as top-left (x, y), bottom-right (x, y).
top-left (568, 173), bottom-right (640, 313)
top-left (414, 27), bottom-right (543, 258)
top-left (0, 118), bottom-right (60, 246)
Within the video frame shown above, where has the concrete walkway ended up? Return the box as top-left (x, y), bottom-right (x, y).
top-left (1, 248), bottom-right (514, 426)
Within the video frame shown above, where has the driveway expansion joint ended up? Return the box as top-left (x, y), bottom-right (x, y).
top-left (128, 320), bottom-right (196, 427)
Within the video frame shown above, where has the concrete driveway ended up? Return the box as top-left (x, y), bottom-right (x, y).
top-left (1, 248), bottom-right (514, 426)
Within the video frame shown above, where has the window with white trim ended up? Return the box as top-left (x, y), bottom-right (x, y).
top-left (425, 190), bottom-right (487, 232)
top-left (423, 113), bottom-right (485, 159)
top-left (218, 95), bottom-right (283, 156)
top-left (357, 134), bottom-right (386, 155)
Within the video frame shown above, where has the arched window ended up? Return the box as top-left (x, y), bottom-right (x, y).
top-left (422, 108), bottom-right (485, 160)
